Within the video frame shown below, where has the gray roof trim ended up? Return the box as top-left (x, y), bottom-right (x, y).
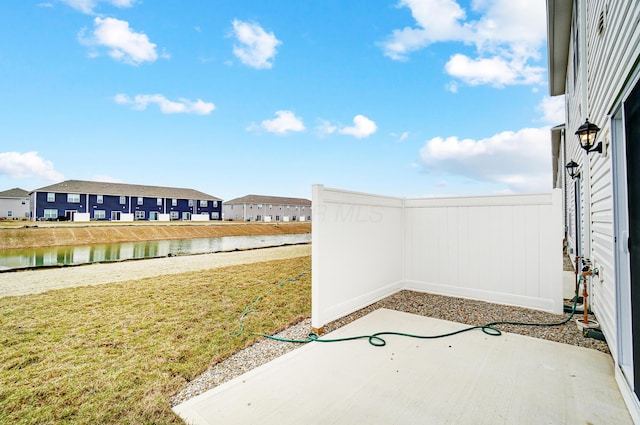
top-left (547, 0), bottom-right (573, 96)
top-left (32, 180), bottom-right (221, 201)
top-left (224, 194), bottom-right (311, 206)
top-left (0, 188), bottom-right (30, 198)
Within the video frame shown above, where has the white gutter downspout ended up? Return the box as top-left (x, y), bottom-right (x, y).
top-left (31, 191), bottom-right (36, 221)
top-left (579, 0), bottom-right (592, 261)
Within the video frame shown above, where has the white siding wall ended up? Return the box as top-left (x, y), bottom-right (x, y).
top-left (0, 198), bottom-right (30, 219)
top-left (562, 0), bottom-right (640, 362)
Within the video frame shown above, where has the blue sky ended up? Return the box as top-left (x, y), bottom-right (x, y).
top-left (0, 0), bottom-right (564, 201)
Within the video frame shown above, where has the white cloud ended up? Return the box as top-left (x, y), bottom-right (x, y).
top-left (61, 0), bottom-right (136, 14)
top-left (391, 131), bottom-right (410, 142)
top-left (256, 110), bottom-right (305, 135)
top-left (0, 152), bottom-right (64, 181)
top-left (538, 95), bottom-right (566, 125)
top-left (79, 17), bottom-right (160, 65)
top-left (339, 115), bottom-right (378, 139)
top-left (445, 53), bottom-right (544, 87)
top-left (381, 0), bottom-right (471, 60)
top-left (418, 127), bottom-right (551, 193)
top-left (114, 94), bottom-right (215, 115)
top-left (231, 20), bottom-right (281, 69)
top-left (381, 0), bottom-right (546, 87)
top-left (472, 0), bottom-right (546, 53)
top-left (315, 119), bottom-right (338, 137)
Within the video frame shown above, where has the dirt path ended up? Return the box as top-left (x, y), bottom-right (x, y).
top-left (0, 222), bottom-right (311, 249)
top-left (0, 245), bottom-right (311, 298)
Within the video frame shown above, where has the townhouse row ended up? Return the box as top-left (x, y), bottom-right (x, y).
top-left (0, 180), bottom-right (311, 223)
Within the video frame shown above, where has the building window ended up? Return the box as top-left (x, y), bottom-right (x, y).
top-left (188, 199), bottom-right (194, 207)
top-left (44, 209), bottom-right (57, 219)
top-left (47, 193), bottom-right (55, 202)
top-left (269, 205), bottom-right (272, 210)
top-left (135, 211), bottom-right (145, 220)
top-left (97, 195), bottom-right (103, 204)
top-left (213, 200), bottom-right (218, 207)
top-left (68, 193), bottom-right (80, 203)
top-left (257, 204), bottom-right (263, 209)
top-left (200, 200), bottom-right (208, 207)
top-left (7, 211), bottom-right (12, 217)
top-left (94, 210), bottom-right (106, 219)
top-left (120, 196), bottom-right (126, 205)
top-left (137, 197), bottom-right (143, 205)
top-left (172, 198), bottom-right (177, 206)
top-left (170, 211), bottom-right (179, 220)
top-left (211, 212), bottom-right (219, 219)
top-left (21, 199), bottom-right (26, 205)
top-left (157, 198), bottom-right (162, 206)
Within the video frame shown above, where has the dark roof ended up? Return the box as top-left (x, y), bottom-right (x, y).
top-left (33, 180), bottom-right (221, 201)
top-left (0, 188), bottom-right (30, 198)
top-left (224, 194), bottom-right (311, 206)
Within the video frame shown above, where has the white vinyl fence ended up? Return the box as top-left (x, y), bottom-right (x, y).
top-left (312, 185), bottom-right (563, 329)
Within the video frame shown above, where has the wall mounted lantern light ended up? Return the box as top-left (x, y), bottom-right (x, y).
top-left (565, 160), bottom-right (580, 179)
top-left (575, 118), bottom-right (602, 154)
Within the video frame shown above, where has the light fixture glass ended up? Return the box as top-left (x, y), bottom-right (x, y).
top-left (565, 160), bottom-right (580, 179)
top-left (575, 118), bottom-right (602, 153)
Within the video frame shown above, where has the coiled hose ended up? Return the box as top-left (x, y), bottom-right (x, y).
top-left (236, 272), bottom-right (582, 347)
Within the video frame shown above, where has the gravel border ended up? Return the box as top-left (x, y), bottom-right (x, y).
top-left (172, 289), bottom-right (609, 406)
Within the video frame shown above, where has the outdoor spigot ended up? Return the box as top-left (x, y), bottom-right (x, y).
top-left (581, 266), bottom-right (592, 325)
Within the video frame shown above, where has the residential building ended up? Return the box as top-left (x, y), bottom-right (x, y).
top-left (0, 188), bottom-right (30, 220)
top-left (547, 0), bottom-right (640, 420)
top-left (223, 195), bottom-right (311, 222)
top-left (30, 180), bottom-right (222, 222)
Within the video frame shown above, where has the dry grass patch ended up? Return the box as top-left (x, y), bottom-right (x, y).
top-left (0, 256), bottom-right (311, 424)
top-left (0, 222), bottom-right (311, 250)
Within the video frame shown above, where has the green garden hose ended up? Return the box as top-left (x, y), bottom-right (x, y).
top-left (236, 273), bottom-right (583, 347)
top-left (229, 272), bottom-right (308, 338)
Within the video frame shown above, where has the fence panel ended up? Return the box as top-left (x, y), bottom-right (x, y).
top-left (312, 186), bottom-right (563, 329)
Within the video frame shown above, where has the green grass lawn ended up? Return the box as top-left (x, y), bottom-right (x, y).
top-left (0, 256), bottom-right (311, 424)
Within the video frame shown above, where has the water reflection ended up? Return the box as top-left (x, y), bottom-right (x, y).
top-left (0, 233), bottom-right (311, 271)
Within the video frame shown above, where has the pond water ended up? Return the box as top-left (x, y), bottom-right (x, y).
top-left (0, 233), bottom-right (311, 271)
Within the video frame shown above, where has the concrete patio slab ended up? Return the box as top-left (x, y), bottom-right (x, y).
top-left (173, 308), bottom-right (632, 425)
